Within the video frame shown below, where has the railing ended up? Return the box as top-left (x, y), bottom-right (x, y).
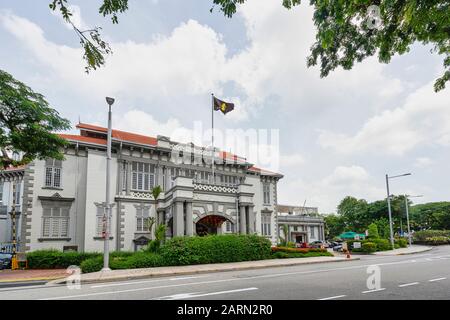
top-left (0, 205), bottom-right (21, 215)
top-left (193, 177), bottom-right (238, 188)
top-left (0, 243), bottom-right (18, 253)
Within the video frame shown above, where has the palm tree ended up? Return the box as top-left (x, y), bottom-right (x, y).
top-left (282, 224), bottom-right (289, 245)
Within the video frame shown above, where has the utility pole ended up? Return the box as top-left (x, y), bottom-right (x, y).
top-left (385, 174), bottom-right (395, 249)
top-left (102, 97), bottom-right (115, 271)
top-left (385, 173), bottom-right (411, 249)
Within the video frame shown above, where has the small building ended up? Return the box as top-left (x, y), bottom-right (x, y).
top-left (277, 204), bottom-right (325, 245)
top-left (338, 231), bottom-right (366, 240)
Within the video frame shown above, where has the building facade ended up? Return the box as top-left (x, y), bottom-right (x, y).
top-left (277, 204), bottom-right (325, 244)
top-left (0, 123), bottom-right (283, 252)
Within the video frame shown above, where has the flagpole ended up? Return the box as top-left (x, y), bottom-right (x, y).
top-left (211, 93), bottom-right (215, 185)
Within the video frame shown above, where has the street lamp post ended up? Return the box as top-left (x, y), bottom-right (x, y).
top-left (404, 194), bottom-right (423, 247)
top-left (385, 173), bottom-right (411, 249)
top-left (102, 96), bottom-right (115, 271)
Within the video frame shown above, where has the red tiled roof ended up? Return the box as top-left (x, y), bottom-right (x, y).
top-left (219, 151), bottom-right (246, 163)
top-left (58, 134), bottom-right (106, 145)
top-left (248, 166), bottom-right (283, 177)
top-left (76, 123), bottom-right (157, 146)
top-left (1, 165), bottom-right (26, 172)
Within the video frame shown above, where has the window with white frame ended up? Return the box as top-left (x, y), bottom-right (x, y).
top-left (136, 206), bottom-right (151, 232)
top-left (45, 159), bottom-right (62, 188)
top-left (42, 204), bottom-right (70, 238)
top-left (96, 206), bottom-right (111, 237)
top-left (261, 214), bottom-right (271, 236)
top-left (131, 162), bottom-right (155, 191)
top-left (263, 183), bottom-right (271, 205)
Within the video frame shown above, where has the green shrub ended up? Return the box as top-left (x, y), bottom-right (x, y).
top-left (423, 236), bottom-right (450, 245)
top-left (27, 250), bottom-right (101, 269)
top-left (413, 230), bottom-right (450, 243)
top-left (367, 223), bottom-right (379, 239)
top-left (286, 241), bottom-right (296, 248)
top-left (395, 238), bottom-right (408, 248)
top-left (362, 242), bottom-right (377, 253)
top-left (145, 240), bottom-right (162, 253)
top-left (160, 234), bottom-right (272, 266)
top-left (372, 238), bottom-right (392, 251)
top-left (80, 256), bottom-right (103, 273)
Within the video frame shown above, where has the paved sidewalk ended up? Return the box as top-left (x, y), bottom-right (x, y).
top-left (372, 245), bottom-right (433, 256)
top-left (0, 269), bottom-right (68, 283)
top-left (49, 256), bottom-right (359, 285)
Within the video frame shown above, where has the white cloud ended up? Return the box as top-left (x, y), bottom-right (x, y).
top-left (280, 154), bottom-right (305, 167)
top-left (318, 81), bottom-right (450, 156)
top-left (414, 157), bottom-right (434, 168)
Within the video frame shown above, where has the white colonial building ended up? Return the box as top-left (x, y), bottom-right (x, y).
top-left (277, 204), bottom-right (325, 244)
top-left (0, 123), bottom-right (283, 252)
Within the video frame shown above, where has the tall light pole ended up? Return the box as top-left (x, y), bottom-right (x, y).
top-left (404, 194), bottom-right (423, 247)
top-left (102, 96), bottom-right (115, 271)
top-left (386, 173), bottom-right (411, 249)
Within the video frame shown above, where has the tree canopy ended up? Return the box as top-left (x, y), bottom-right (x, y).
top-left (212, 0), bottom-right (450, 92)
top-left (0, 69), bottom-right (71, 169)
top-left (324, 195), bottom-right (450, 240)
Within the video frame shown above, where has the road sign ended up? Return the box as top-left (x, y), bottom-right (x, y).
top-left (353, 242), bottom-right (361, 249)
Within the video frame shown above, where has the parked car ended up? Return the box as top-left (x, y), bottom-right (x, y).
top-left (309, 240), bottom-right (326, 249)
top-left (0, 253), bottom-right (12, 270)
top-left (328, 241), bottom-right (340, 248)
top-left (332, 243), bottom-right (343, 252)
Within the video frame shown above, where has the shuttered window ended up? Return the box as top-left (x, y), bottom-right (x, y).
top-left (131, 162), bottom-right (155, 191)
top-left (263, 183), bottom-right (271, 205)
top-left (261, 214), bottom-right (271, 236)
top-left (42, 206), bottom-right (69, 238)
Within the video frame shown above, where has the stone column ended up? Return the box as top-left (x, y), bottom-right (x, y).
top-left (239, 205), bottom-right (247, 234)
top-left (185, 202), bottom-right (193, 236)
top-left (173, 202), bottom-right (184, 236)
top-left (247, 207), bottom-right (255, 234)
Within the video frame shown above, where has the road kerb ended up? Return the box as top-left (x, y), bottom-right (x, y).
top-left (47, 256), bottom-right (360, 286)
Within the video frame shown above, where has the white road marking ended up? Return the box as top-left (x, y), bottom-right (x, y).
top-left (153, 287), bottom-right (258, 300)
top-left (429, 277), bottom-right (446, 282)
top-left (38, 254), bottom-right (449, 300)
top-left (90, 275), bottom-right (208, 288)
top-left (317, 295), bottom-right (347, 300)
top-left (399, 282), bottom-right (419, 287)
top-left (362, 288), bottom-right (386, 294)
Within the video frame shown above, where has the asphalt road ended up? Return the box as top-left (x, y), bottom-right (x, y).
top-left (1, 245), bottom-right (450, 300)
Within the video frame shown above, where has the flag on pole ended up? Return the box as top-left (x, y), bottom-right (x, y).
top-left (213, 96), bottom-right (234, 114)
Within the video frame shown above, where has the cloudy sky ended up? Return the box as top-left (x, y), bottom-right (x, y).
top-left (1, 0), bottom-right (449, 212)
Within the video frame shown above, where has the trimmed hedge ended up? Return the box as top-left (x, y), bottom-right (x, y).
top-left (27, 250), bottom-right (101, 269)
top-left (160, 234), bottom-right (272, 266)
top-left (413, 230), bottom-right (450, 245)
top-left (28, 250), bottom-right (135, 269)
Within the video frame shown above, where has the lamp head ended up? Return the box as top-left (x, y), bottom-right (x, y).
top-left (106, 97), bottom-right (115, 106)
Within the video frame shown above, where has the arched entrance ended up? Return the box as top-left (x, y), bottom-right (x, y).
top-left (195, 215), bottom-right (229, 236)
